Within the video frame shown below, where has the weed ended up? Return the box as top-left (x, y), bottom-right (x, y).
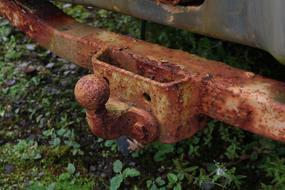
top-left (27, 163), bottom-right (94, 190)
top-left (110, 160), bottom-right (141, 190)
top-left (260, 157), bottom-right (285, 189)
top-left (42, 127), bottom-right (83, 156)
top-left (13, 139), bottom-right (42, 160)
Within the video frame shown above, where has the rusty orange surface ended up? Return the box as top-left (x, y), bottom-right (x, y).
top-left (1, 0), bottom-right (285, 143)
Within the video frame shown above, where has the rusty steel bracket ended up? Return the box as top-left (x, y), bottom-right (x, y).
top-left (1, 0), bottom-right (285, 143)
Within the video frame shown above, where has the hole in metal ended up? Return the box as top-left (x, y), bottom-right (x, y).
top-left (143, 93), bottom-right (152, 102)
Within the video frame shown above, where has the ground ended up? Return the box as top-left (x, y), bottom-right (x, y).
top-left (0, 3), bottom-right (285, 190)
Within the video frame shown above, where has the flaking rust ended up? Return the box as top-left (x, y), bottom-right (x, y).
top-left (1, 0), bottom-right (285, 143)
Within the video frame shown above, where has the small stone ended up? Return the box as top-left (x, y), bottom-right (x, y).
top-left (26, 44), bottom-right (36, 51)
top-left (20, 120), bottom-right (27, 127)
top-left (63, 71), bottom-right (70, 76)
top-left (158, 166), bottom-right (165, 173)
top-left (98, 163), bottom-right (104, 169)
top-left (100, 173), bottom-right (107, 178)
top-left (38, 172), bottom-right (45, 177)
top-left (116, 136), bottom-right (130, 156)
top-left (216, 168), bottom-right (225, 176)
top-left (201, 181), bottom-right (215, 190)
top-left (36, 66), bottom-right (46, 72)
top-left (60, 80), bottom-right (69, 87)
top-left (57, 58), bottom-right (68, 64)
top-left (69, 64), bottom-right (77, 70)
top-left (21, 65), bottom-right (36, 74)
top-left (63, 3), bottom-right (72, 9)
top-left (90, 165), bottom-right (96, 172)
top-left (4, 164), bottom-right (15, 174)
top-left (46, 87), bottom-right (59, 95)
top-left (46, 62), bottom-right (55, 69)
top-left (28, 134), bottom-right (36, 141)
top-left (90, 144), bottom-right (96, 150)
top-left (5, 79), bottom-right (16, 87)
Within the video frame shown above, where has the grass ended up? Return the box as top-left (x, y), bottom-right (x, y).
top-left (0, 3), bottom-right (285, 190)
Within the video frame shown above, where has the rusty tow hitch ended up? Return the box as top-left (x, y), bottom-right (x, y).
top-left (1, 0), bottom-right (285, 144)
top-left (74, 75), bottom-right (158, 144)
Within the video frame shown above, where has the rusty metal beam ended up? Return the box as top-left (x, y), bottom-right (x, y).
top-left (1, 0), bottom-right (285, 143)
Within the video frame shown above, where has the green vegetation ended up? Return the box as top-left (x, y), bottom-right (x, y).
top-left (1, 3), bottom-right (285, 190)
top-left (110, 160), bottom-right (140, 190)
